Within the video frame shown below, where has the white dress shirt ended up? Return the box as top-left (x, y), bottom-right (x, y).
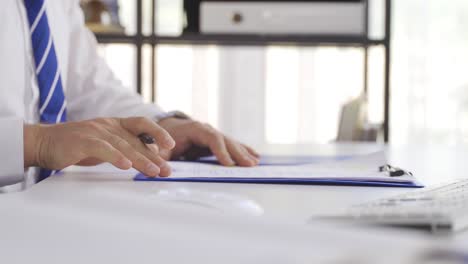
top-left (0, 0), bottom-right (165, 186)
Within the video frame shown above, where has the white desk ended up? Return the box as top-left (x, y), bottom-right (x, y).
top-left (1, 143), bottom-right (467, 263)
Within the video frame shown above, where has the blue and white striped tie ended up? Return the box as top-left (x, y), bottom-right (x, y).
top-left (24, 0), bottom-right (67, 180)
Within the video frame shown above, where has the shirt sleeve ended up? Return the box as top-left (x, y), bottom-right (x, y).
top-left (64, 1), bottom-right (166, 121)
top-left (0, 118), bottom-right (24, 187)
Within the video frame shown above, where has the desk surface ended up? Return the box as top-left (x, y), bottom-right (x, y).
top-left (1, 143), bottom-right (468, 263)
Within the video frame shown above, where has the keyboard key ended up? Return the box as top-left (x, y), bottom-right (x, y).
top-left (342, 179), bottom-right (468, 233)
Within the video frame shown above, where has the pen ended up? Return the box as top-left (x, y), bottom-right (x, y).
top-left (138, 133), bottom-right (156, 144)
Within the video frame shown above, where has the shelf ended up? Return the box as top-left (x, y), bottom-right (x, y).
top-left (95, 33), bottom-right (387, 47)
top-left (153, 34), bottom-right (387, 47)
top-left (95, 34), bottom-right (138, 44)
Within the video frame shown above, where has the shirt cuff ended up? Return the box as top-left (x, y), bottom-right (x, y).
top-left (154, 111), bottom-right (191, 123)
top-left (0, 118), bottom-right (24, 187)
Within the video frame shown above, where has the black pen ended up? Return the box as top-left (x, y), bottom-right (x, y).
top-left (138, 133), bottom-right (156, 144)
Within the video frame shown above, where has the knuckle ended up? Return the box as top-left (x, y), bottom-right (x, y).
top-left (212, 129), bottom-right (222, 137)
top-left (191, 121), bottom-right (204, 130)
top-left (93, 117), bottom-right (105, 123)
top-left (116, 117), bottom-right (124, 127)
top-left (100, 118), bottom-right (116, 126)
top-left (210, 136), bottom-right (225, 149)
top-left (204, 123), bottom-right (214, 130)
top-left (136, 117), bottom-right (150, 126)
top-left (205, 123), bottom-right (219, 134)
top-left (84, 120), bottom-right (103, 132)
top-left (205, 124), bottom-right (220, 136)
top-left (209, 131), bottom-right (222, 143)
top-left (215, 134), bottom-right (225, 144)
top-left (112, 136), bottom-right (129, 149)
top-left (82, 121), bottom-right (95, 131)
top-left (93, 139), bottom-right (110, 149)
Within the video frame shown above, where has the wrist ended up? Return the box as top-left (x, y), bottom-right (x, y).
top-left (23, 124), bottom-right (45, 168)
top-left (155, 111), bottom-right (190, 123)
top-left (156, 111), bottom-right (191, 129)
top-left (157, 116), bottom-right (176, 126)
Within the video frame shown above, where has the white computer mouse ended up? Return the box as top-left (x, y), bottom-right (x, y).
top-left (153, 187), bottom-right (264, 217)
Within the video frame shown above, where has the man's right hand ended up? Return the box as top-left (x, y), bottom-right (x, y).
top-left (24, 117), bottom-right (176, 177)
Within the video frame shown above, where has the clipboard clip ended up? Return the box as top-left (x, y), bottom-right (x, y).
top-left (379, 164), bottom-right (413, 177)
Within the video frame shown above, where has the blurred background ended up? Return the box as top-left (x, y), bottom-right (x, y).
top-left (80, 0), bottom-right (468, 147)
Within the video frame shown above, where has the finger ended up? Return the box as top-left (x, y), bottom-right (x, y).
top-left (111, 130), bottom-right (170, 176)
top-left (225, 139), bottom-right (256, 167)
top-left (207, 135), bottom-right (235, 167)
top-left (147, 144), bottom-right (172, 177)
top-left (187, 123), bottom-right (235, 166)
top-left (242, 144), bottom-right (260, 159)
top-left (239, 144), bottom-right (260, 166)
top-left (80, 138), bottom-right (132, 170)
top-left (120, 117), bottom-right (175, 150)
top-left (125, 131), bottom-right (160, 156)
top-left (154, 156), bottom-right (172, 177)
top-left (241, 146), bottom-right (260, 165)
top-left (121, 132), bottom-right (169, 170)
top-left (146, 144), bottom-right (160, 157)
top-left (240, 144), bottom-right (260, 163)
top-left (107, 134), bottom-right (161, 177)
top-left (159, 149), bottom-right (172, 161)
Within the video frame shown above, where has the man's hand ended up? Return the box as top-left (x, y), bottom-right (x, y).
top-left (24, 117), bottom-right (175, 177)
top-left (158, 118), bottom-right (260, 167)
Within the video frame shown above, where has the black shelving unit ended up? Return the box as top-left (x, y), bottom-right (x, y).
top-left (94, 0), bottom-right (392, 142)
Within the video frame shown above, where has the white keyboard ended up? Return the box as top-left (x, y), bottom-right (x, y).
top-left (344, 179), bottom-right (468, 233)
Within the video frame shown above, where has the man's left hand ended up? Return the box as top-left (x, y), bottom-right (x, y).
top-left (158, 118), bottom-right (259, 167)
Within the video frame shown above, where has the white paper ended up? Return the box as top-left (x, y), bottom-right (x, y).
top-left (168, 152), bottom-right (414, 183)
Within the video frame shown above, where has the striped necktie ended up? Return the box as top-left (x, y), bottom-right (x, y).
top-left (24, 0), bottom-right (67, 180)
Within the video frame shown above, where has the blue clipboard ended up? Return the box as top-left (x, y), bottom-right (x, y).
top-left (134, 173), bottom-right (424, 188)
top-left (134, 154), bottom-right (423, 188)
